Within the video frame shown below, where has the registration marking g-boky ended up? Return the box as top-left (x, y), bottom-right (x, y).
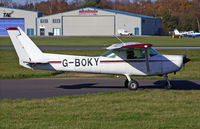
top-left (62, 58), bottom-right (99, 67)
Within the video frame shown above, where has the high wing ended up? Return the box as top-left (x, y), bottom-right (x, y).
top-left (106, 42), bottom-right (152, 50)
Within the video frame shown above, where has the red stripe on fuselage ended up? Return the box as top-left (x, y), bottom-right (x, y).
top-left (100, 60), bottom-right (166, 63)
top-left (24, 61), bottom-right (61, 64)
top-left (48, 61), bottom-right (62, 63)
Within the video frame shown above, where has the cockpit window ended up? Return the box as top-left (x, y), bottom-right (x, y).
top-left (148, 47), bottom-right (159, 57)
top-left (101, 50), bottom-right (118, 58)
top-left (127, 48), bottom-right (145, 59)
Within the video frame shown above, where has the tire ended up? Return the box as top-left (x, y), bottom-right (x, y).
top-left (165, 81), bottom-right (174, 90)
top-left (128, 80), bottom-right (139, 90)
top-left (124, 79), bottom-right (129, 88)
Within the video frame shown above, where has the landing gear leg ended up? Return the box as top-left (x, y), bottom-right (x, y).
top-left (164, 74), bottom-right (173, 89)
top-left (124, 74), bottom-right (139, 90)
top-left (124, 79), bottom-right (129, 88)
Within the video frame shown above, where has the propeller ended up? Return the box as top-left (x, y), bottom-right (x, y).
top-left (183, 53), bottom-right (191, 69)
top-left (183, 53), bottom-right (191, 65)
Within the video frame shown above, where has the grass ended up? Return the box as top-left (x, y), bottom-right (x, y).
top-left (0, 91), bottom-right (200, 129)
top-left (0, 49), bottom-right (199, 79)
top-left (0, 36), bottom-right (200, 46)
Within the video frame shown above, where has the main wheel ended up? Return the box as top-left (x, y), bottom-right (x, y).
top-left (165, 81), bottom-right (174, 89)
top-left (124, 79), bottom-right (129, 88)
top-left (128, 80), bottom-right (139, 90)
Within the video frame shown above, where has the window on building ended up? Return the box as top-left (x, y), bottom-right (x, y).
top-left (40, 19), bottom-right (48, 23)
top-left (53, 19), bottom-right (60, 23)
top-left (27, 28), bottom-right (34, 36)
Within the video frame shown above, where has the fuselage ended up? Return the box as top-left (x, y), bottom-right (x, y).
top-left (27, 51), bottom-right (183, 76)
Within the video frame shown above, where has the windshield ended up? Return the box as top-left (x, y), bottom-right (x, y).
top-left (148, 47), bottom-right (159, 56)
top-left (101, 50), bottom-right (118, 58)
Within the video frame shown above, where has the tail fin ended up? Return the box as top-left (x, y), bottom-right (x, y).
top-left (7, 26), bottom-right (46, 68)
top-left (174, 28), bottom-right (180, 35)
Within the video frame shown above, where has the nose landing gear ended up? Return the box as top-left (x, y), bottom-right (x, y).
top-left (164, 74), bottom-right (174, 89)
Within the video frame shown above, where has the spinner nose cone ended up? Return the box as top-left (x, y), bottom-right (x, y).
top-left (183, 55), bottom-right (191, 64)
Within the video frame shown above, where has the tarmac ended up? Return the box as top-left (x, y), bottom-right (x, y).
top-left (1, 78), bottom-right (200, 99)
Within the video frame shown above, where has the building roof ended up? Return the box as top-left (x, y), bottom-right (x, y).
top-left (37, 7), bottom-right (160, 19)
top-left (0, 6), bottom-right (43, 17)
top-left (1, 6), bottom-right (160, 19)
top-left (94, 8), bottom-right (160, 19)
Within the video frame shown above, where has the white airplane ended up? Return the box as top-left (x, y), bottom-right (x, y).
top-left (7, 26), bottom-right (190, 90)
top-left (173, 29), bottom-right (188, 37)
top-left (174, 28), bottom-right (200, 38)
top-left (187, 31), bottom-right (200, 38)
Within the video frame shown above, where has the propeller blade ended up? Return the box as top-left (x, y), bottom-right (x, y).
top-left (183, 54), bottom-right (191, 64)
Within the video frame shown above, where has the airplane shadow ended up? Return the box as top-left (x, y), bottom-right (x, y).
top-left (57, 80), bottom-right (200, 90)
top-left (143, 80), bottom-right (200, 90)
top-left (57, 83), bottom-right (125, 89)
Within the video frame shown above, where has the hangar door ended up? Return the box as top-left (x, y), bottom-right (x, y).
top-left (63, 16), bottom-right (115, 36)
top-left (0, 18), bottom-right (24, 35)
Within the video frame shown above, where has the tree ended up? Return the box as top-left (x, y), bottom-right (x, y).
top-left (81, 0), bottom-right (101, 8)
top-left (162, 11), bottom-right (178, 32)
top-left (0, 0), bottom-right (13, 7)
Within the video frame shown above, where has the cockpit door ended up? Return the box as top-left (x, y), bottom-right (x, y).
top-left (125, 48), bottom-right (147, 75)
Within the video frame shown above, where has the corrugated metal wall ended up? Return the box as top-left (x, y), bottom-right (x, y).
top-left (63, 16), bottom-right (115, 36)
top-left (0, 18), bottom-right (24, 35)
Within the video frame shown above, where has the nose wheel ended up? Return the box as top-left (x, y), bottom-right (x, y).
top-left (124, 75), bottom-right (139, 90)
top-left (164, 74), bottom-right (174, 89)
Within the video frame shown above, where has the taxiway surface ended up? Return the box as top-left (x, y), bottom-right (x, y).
top-left (1, 79), bottom-right (200, 99)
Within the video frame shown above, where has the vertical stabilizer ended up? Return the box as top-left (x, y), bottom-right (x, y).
top-left (16, 26), bottom-right (44, 62)
top-left (7, 27), bottom-right (30, 62)
top-left (174, 29), bottom-right (180, 35)
top-left (7, 26), bottom-right (47, 68)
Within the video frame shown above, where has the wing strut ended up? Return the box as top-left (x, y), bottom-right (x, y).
top-left (144, 45), bottom-right (150, 73)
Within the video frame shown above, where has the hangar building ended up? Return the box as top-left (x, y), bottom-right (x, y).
top-left (0, 7), bottom-right (43, 36)
top-left (0, 7), bottom-right (162, 36)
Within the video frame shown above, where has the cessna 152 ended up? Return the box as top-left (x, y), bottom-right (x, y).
top-left (7, 26), bottom-right (190, 90)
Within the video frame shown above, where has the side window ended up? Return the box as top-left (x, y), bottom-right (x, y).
top-left (127, 48), bottom-right (145, 59)
top-left (101, 50), bottom-right (118, 58)
top-left (127, 50), bottom-right (135, 59)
